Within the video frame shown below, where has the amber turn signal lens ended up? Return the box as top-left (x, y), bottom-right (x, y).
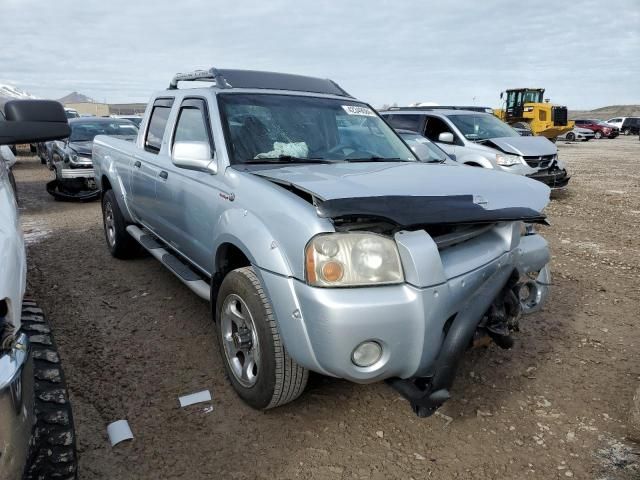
top-left (321, 261), bottom-right (344, 282)
top-left (306, 245), bottom-right (317, 284)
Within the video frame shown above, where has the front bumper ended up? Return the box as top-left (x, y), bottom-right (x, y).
top-left (528, 167), bottom-right (570, 190)
top-left (59, 167), bottom-right (94, 180)
top-left (259, 227), bottom-right (551, 383)
top-left (0, 333), bottom-right (34, 479)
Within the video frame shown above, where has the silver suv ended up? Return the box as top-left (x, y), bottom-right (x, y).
top-left (380, 108), bottom-right (570, 190)
top-left (94, 68), bottom-right (553, 417)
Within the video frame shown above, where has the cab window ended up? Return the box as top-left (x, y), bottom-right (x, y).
top-left (145, 98), bottom-right (174, 153)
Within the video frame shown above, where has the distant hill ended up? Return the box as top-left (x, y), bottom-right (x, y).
top-left (570, 105), bottom-right (640, 120)
top-left (58, 91), bottom-right (95, 104)
top-left (0, 83), bottom-right (37, 107)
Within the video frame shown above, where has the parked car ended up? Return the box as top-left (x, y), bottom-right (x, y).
top-left (395, 129), bottom-right (454, 163)
top-left (380, 108), bottom-right (570, 190)
top-left (574, 119), bottom-right (619, 139)
top-left (557, 127), bottom-right (595, 142)
top-left (94, 68), bottom-right (553, 417)
top-left (620, 117), bottom-right (639, 135)
top-left (64, 108), bottom-right (80, 119)
top-left (605, 116), bottom-right (640, 135)
top-left (47, 117), bottom-right (138, 200)
top-left (1, 99), bottom-right (77, 479)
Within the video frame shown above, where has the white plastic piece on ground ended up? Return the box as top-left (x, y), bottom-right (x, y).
top-left (107, 420), bottom-right (134, 446)
top-left (179, 389), bottom-right (212, 408)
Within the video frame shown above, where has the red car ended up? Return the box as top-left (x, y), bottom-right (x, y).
top-left (574, 119), bottom-right (619, 139)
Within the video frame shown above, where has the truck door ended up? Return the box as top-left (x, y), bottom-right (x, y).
top-left (130, 98), bottom-right (173, 229)
top-left (154, 97), bottom-right (220, 273)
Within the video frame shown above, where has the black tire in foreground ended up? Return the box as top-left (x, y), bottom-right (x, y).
top-left (215, 267), bottom-right (308, 410)
top-left (101, 189), bottom-right (140, 259)
top-left (21, 299), bottom-right (77, 480)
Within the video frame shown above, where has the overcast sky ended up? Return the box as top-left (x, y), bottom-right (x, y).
top-left (1, 0), bottom-right (638, 108)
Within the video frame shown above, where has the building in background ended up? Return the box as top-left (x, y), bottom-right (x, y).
top-left (63, 102), bottom-right (110, 116)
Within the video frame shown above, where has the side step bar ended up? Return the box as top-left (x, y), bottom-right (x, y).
top-left (126, 225), bottom-right (210, 301)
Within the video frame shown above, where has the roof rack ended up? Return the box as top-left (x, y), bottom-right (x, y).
top-left (383, 105), bottom-right (494, 113)
top-left (168, 67), bottom-right (352, 97)
top-left (169, 68), bottom-right (231, 90)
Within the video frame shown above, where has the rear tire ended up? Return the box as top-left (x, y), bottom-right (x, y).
top-left (21, 300), bottom-right (78, 480)
top-left (101, 189), bottom-right (140, 259)
top-left (594, 131), bottom-right (603, 139)
top-left (215, 267), bottom-right (308, 410)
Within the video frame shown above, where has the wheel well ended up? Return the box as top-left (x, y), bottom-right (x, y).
top-left (211, 243), bottom-right (252, 306)
top-left (101, 175), bottom-right (112, 192)
top-left (465, 162), bottom-right (483, 167)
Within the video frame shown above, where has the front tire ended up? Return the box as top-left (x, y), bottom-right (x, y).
top-left (215, 267), bottom-right (308, 410)
top-left (101, 189), bottom-right (139, 259)
top-left (566, 132), bottom-right (575, 141)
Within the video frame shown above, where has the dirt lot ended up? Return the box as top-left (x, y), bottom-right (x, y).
top-left (13, 137), bottom-right (640, 479)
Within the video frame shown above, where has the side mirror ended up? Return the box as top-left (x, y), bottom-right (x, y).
top-left (1, 100), bottom-right (70, 145)
top-left (438, 132), bottom-right (455, 143)
top-left (172, 141), bottom-right (217, 174)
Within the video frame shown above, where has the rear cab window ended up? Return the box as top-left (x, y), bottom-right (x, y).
top-left (145, 98), bottom-right (174, 153)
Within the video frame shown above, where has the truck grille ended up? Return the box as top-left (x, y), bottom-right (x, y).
top-left (552, 106), bottom-right (568, 126)
top-left (523, 155), bottom-right (554, 169)
top-left (428, 223), bottom-right (495, 250)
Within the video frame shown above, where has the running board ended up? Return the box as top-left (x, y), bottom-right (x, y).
top-left (126, 225), bottom-right (210, 301)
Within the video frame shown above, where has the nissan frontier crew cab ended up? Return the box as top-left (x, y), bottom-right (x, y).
top-left (93, 68), bottom-right (553, 417)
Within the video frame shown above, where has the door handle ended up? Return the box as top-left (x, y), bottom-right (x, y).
top-left (133, 160), bottom-right (141, 168)
top-left (159, 171), bottom-right (168, 180)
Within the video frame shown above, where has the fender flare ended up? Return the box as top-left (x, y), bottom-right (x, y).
top-left (211, 208), bottom-right (294, 277)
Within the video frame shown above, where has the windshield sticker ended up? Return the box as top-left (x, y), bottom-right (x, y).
top-left (342, 105), bottom-right (376, 117)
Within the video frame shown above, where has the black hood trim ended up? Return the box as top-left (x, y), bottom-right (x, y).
top-left (316, 195), bottom-right (547, 227)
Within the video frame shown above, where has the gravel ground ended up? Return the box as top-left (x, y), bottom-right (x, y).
top-left (13, 136), bottom-right (640, 479)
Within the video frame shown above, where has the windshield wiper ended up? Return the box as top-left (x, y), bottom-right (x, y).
top-left (342, 157), bottom-right (409, 163)
top-left (244, 156), bottom-right (332, 164)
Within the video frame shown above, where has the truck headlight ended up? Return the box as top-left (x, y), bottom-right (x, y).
top-left (71, 153), bottom-right (78, 162)
top-left (305, 233), bottom-right (404, 287)
top-left (496, 153), bottom-right (523, 166)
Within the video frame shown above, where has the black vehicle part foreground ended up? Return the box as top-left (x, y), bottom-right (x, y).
top-left (387, 265), bottom-right (516, 417)
top-left (316, 195), bottom-right (548, 228)
top-left (21, 299), bottom-right (77, 480)
top-left (46, 179), bottom-right (99, 202)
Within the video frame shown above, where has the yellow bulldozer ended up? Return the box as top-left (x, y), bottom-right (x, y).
top-left (494, 88), bottom-right (574, 140)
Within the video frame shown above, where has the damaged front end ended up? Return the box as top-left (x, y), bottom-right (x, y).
top-left (313, 195), bottom-right (552, 417)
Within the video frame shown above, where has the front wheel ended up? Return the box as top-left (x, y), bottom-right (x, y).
top-left (215, 267), bottom-right (308, 409)
top-left (566, 132), bottom-right (575, 141)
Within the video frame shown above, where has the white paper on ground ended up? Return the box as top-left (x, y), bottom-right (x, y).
top-left (107, 420), bottom-right (133, 446)
top-left (179, 389), bottom-right (212, 408)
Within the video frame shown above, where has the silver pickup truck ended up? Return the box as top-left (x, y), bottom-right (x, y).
top-left (93, 68), bottom-right (552, 417)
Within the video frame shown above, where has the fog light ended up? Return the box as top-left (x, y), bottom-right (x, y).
top-left (351, 341), bottom-right (382, 367)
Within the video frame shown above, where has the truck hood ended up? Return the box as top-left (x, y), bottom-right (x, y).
top-left (69, 141), bottom-right (93, 156)
top-left (480, 136), bottom-right (557, 157)
top-left (251, 162), bottom-right (550, 225)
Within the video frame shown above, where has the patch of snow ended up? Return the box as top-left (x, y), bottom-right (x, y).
top-left (21, 218), bottom-right (51, 245)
